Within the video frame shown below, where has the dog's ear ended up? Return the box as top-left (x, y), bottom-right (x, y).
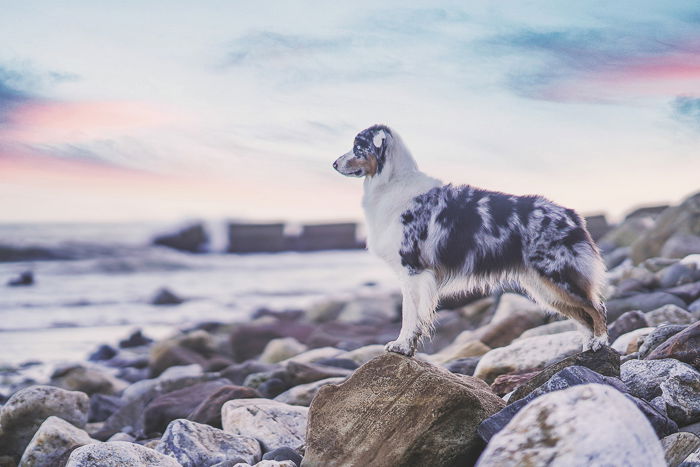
top-left (372, 129), bottom-right (387, 149)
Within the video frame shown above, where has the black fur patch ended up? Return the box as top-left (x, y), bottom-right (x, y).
top-left (436, 186), bottom-right (482, 270)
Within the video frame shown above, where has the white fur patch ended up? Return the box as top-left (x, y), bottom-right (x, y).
top-left (373, 130), bottom-right (386, 148)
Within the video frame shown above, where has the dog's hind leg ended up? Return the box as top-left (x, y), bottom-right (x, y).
top-left (385, 270), bottom-right (439, 357)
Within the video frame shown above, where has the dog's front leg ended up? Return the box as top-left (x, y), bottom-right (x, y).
top-left (385, 271), bottom-right (439, 357)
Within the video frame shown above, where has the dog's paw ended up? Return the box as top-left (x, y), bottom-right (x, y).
top-left (585, 334), bottom-right (609, 352)
top-left (385, 340), bottom-right (415, 357)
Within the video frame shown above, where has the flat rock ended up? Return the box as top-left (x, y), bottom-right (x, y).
top-left (66, 440), bottom-right (181, 467)
top-left (647, 321), bottom-right (700, 370)
top-left (473, 331), bottom-right (583, 384)
top-left (274, 377), bottom-right (346, 406)
top-left (622, 359), bottom-right (700, 425)
top-left (156, 419), bottom-right (261, 466)
top-left (18, 416), bottom-right (96, 467)
top-left (508, 346), bottom-right (620, 404)
top-left (302, 353), bottom-right (504, 467)
top-left (662, 432), bottom-right (700, 467)
top-left (222, 399), bottom-right (308, 452)
top-left (606, 292), bottom-right (687, 322)
top-left (0, 385), bottom-right (89, 462)
top-left (476, 384), bottom-right (666, 467)
top-left (646, 304), bottom-right (694, 326)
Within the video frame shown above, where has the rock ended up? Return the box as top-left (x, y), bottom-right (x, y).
top-left (445, 357), bottom-right (481, 376)
top-left (647, 321), bottom-right (700, 370)
top-left (431, 340), bottom-right (491, 364)
top-left (647, 304), bottom-right (694, 326)
top-left (188, 385), bottom-right (261, 428)
top-left (304, 299), bottom-right (347, 323)
top-left (691, 298), bottom-right (700, 316)
top-left (473, 293), bottom-right (548, 348)
top-left (612, 327), bottom-right (656, 354)
top-left (278, 347), bottom-right (344, 365)
top-left (221, 361), bottom-right (280, 386)
top-left (663, 432), bottom-right (700, 467)
top-left (338, 345), bottom-right (385, 365)
top-left (149, 331), bottom-right (217, 376)
top-left (7, 271), bottom-right (34, 286)
top-left (153, 223), bottom-right (208, 253)
top-left (314, 358), bottom-right (358, 370)
top-left (222, 399), bottom-right (309, 452)
top-left (258, 338), bottom-right (307, 364)
top-left (18, 416), bottom-right (96, 467)
top-left (66, 440), bottom-right (181, 467)
top-left (120, 329), bottom-right (154, 348)
top-left (600, 216), bottom-right (655, 249)
top-left (335, 294), bottom-right (400, 325)
top-left (302, 353), bottom-right (504, 467)
top-left (89, 394), bottom-right (124, 423)
top-left (151, 287), bottom-right (184, 305)
top-left (658, 263), bottom-right (700, 288)
top-left (50, 364), bottom-right (129, 396)
top-left (0, 385), bottom-right (89, 462)
top-left (274, 377), bottom-right (346, 406)
top-left (668, 281), bottom-right (700, 304)
top-left (304, 321), bottom-right (399, 350)
top-left (630, 192), bottom-right (700, 263)
top-left (662, 234), bottom-right (700, 260)
top-left (516, 320), bottom-right (578, 340)
top-left (473, 331), bottom-right (583, 384)
top-left (88, 344), bottom-right (118, 362)
top-left (156, 419), bottom-right (261, 466)
top-left (508, 346), bottom-right (620, 403)
top-left (622, 359), bottom-right (700, 425)
top-left (490, 371), bottom-right (539, 396)
top-left (680, 450), bottom-right (700, 466)
top-left (262, 447), bottom-right (302, 465)
top-left (229, 320), bottom-right (315, 362)
top-left (606, 292), bottom-right (687, 321)
top-left (476, 384), bottom-right (666, 467)
top-left (233, 461), bottom-right (295, 467)
top-left (108, 432), bottom-right (135, 442)
top-left (639, 325), bottom-right (688, 359)
top-left (144, 380), bottom-right (230, 435)
top-left (608, 310), bottom-right (649, 342)
top-left (479, 365), bottom-right (677, 441)
top-left (584, 214), bottom-right (611, 240)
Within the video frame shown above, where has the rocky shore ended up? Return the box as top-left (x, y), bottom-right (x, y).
top-left (1, 191), bottom-right (700, 466)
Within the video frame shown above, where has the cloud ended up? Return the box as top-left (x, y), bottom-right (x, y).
top-left (671, 95), bottom-right (700, 129)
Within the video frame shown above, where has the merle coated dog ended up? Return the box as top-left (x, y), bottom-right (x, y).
top-left (333, 124), bottom-right (608, 356)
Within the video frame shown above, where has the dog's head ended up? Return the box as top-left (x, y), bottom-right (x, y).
top-left (333, 125), bottom-right (391, 178)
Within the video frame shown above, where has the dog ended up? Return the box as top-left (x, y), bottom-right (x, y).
top-left (333, 124), bottom-right (608, 357)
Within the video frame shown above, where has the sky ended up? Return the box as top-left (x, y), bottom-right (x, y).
top-left (0, 0), bottom-right (699, 223)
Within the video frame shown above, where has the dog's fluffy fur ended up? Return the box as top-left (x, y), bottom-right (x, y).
top-left (333, 124), bottom-right (608, 356)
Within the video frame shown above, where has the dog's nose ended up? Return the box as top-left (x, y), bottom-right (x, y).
top-left (333, 161), bottom-right (338, 170)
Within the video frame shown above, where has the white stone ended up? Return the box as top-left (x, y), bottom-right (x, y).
top-left (258, 338), bottom-right (307, 364)
top-left (66, 441), bottom-right (180, 467)
top-left (277, 347), bottom-right (343, 365)
top-left (222, 399), bottom-right (308, 452)
top-left (476, 384), bottom-right (665, 467)
top-left (19, 416), bottom-right (96, 467)
top-left (274, 377), bottom-right (346, 406)
top-left (340, 344), bottom-right (385, 365)
top-left (611, 327), bottom-right (656, 354)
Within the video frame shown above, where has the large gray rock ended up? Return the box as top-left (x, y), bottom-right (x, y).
top-left (66, 440), bottom-right (180, 466)
top-left (646, 321), bottom-right (700, 370)
top-left (474, 331), bottom-right (583, 384)
top-left (0, 385), bottom-right (89, 462)
top-left (476, 384), bottom-right (666, 467)
top-left (302, 353), bottom-right (505, 467)
top-left (662, 432), bottom-right (700, 467)
top-left (639, 325), bottom-right (688, 358)
top-left (622, 359), bottom-right (700, 425)
top-left (222, 399), bottom-right (308, 452)
top-left (156, 419), bottom-right (261, 466)
top-left (18, 416), bottom-right (96, 467)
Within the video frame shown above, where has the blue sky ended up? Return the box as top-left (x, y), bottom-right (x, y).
top-left (0, 0), bottom-right (699, 222)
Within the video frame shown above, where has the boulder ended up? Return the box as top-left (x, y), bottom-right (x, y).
top-left (258, 338), bottom-right (307, 364)
top-left (479, 366), bottom-right (677, 442)
top-left (66, 440), bottom-right (181, 467)
top-left (608, 310), bottom-right (649, 342)
top-left (476, 384), bottom-right (666, 466)
top-left (50, 364), bottom-right (129, 396)
top-left (144, 380), bottom-right (230, 435)
top-left (149, 331), bottom-right (217, 376)
top-left (274, 377), bottom-right (346, 406)
top-left (606, 292), bottom-right (687, 321)
top-left (222, 399), bottom-right (309, 452)
top-left (658, 262), bottom-right (700, 289)
top-left (667, 281), bottom-right (700, 304)
top-left (261, 447), bottom-right (303, 466)
top-left (662, 432), bottom-right (700, 467)
top-left (156, 419), bottom-right (261, 466)
top-left (18, 416), bottom-right (96, 467)
top-left (473, 331), bottom-right (583, 384)
top-left (490, 371), bottom-right (539, 397)
top-left (662, 234), bottom-right (700, 260)
top-left (151, 287), bottom-right (185, 305)
top-left (630, 192), bottom-right (700, 263)
top-left (508, 346), bottom-right (620, 404)
top-left (622, 359), bottom-right (700, 425)
top-left (153, 223), bottom-right (208, 253)
top-left (646, 304), bottom-right (694, 326)
top-left (221, 361), bottom-right (280, 386)
top-left (0, 385), bottom-right (89, 462)
top-left (647, 321), bottom-right (700, 370)
top-left (188, 385), bottom-right (261, 428)
top-left (639, 325), bottom-right (688, 359)
top-left (302, 353), bottom-right (504, 467)
top-left (611, 327), bottom-right (656, 354)
top-left (335, 295), bottom-right (400, 325)
top-left (600, 216), bottom-right (655, 249)
top-left (229, 320), bottom-right (315, 362)
top-left (88, 394), bottom-right (124, 423)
